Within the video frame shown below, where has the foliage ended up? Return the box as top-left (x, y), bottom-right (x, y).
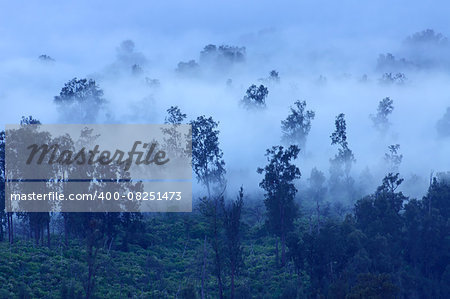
top-left (329, 113), bottom-right (355, 200)
top-left (241, 85), bottom-right (269, 109)
top-left (437, 107), bottom-right (450, 137)
top-left (370, 97), bottom-right (394, 134)
top-left (257, 145), bottom-right (301, 266)
top-left (190, 116), bottom-right (226, 196)
top-left (54, 78), bottom-right (106, 123)
top-left (281, 100), bottom-right (315, 148)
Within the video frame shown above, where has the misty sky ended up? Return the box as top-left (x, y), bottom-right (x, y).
top-left (1, 1), bottom-right (448, 59)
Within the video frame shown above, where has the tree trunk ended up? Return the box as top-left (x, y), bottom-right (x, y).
top-left (7, 212), bottom-right (11, 244)
top-left (213, 198), bottom-right (224, 299)
top-left (86, 233), bottom-right (99, 299)
top-left (231, 263), bottom-right (235, 299)
top-left (201, 235), bottom-right (207, 299)
top-left (275, 238), bottom-right (279, 267)
top-left (280, 202), bottom-right (286, 267)
top-left (35, 224), bottom-right (40, 246)
top-left (64, 214), bottom-right (68, 246)
top-left (0, 214), bottom-right (3, 242)
top-left (47, 219), bottom-right (50, 248)
top-left (41, 224), bottom-right (44, 246)
top-left (316, 199), bottom-right (321, 233)
top-left (281, 230), bottom-right (286, 267)
top-left (215, 246), bottom-right (224, 299)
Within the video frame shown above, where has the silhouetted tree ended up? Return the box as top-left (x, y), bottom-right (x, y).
top-left (307, 168), bottom-right (327, 231)
top-left (269, 70), bottom-right (280, 82)
top-left (405, 29), bottom-right (448, 46)
top-left (329, 113), bottom-right (355, 197)
top-left (241, 85), bottom-right (268, 109)
top-left (385, 144), bottom-right (403, 172)
top-left (257, 145), bottom-right (301, 266)
top-left (38, 54), bottom-right (55, 63)
top-left (0, 130), bottom-right (4, 242)
top-left (437, 107), bottom-right (450, 137)
top-left (163, 106), bottom-right (188, 157)
top-left (223, 187), bottom-right (244, 299)
top-left (191, 115), bottom-right (226, 298)
top-left (176, 60), bottom-right (200, 75)
top-left (370, 97), bottom-right (394, 134)
top-left (190, 116), bottom-right (226, 197)
top-left (200, 44), bottom-right (246, 69)
top-left (54, 78), bottom-right (106, 123)
top-left (281, 100), bottom-right (315, 148)
top-left (379, 73), bottom-right (407, 85)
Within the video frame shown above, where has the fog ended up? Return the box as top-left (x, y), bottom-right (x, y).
top-left (1, 0), bottom-right (450, 202)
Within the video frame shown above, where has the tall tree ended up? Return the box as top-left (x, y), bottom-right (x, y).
top-left (385, 144), bottom-right (403, 173)
top-left (163, 106), bottom-right (188, 158)
top-left (191, 115), bottom-right (226, 298)
top-left (370, 97), bottom-right (394, 134)
top-left (257, 145), bottom-right (301, 266)
top-left (307, 168), bottom-right (327, 232)
top-left (329, 113), bottom-right (355, 198)
top-left (190, 116), bottom-right (226, 197)
top-left (354, 172), bottom-right (407, 269)
top-left (10, 116), bottom-right (53, 247)
top-left (54, 78), bottom-right (106, 123)
top-left (0, 130), bottom-right (5, 242)
top-left (199, 195), bottom-right (225, 299)
top-left (223, 187), bottom-right (244, 298)
top-left (281, 100), bottom-right (315, 148)
top-left (436, 107), bottom-right (450, 137)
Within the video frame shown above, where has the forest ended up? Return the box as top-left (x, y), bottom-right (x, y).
top-left (1, 1), bottom-right (450, 297)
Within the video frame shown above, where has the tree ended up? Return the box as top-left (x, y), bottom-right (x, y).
top-left (84, 217), bottom-right (103, 299)
top-left (329, 113), bottom-right (355, 197)
top-left (223, 187), bottom-right (244, 299)
top-left (190, 116), bottom-right (226, 197)
top-left (165, 106), bottom-right (187, 125)
top-left (38, 54), bottom-right (55, 63)
top-left (260, 70), bottom-right (280, 84)
top-left (163, 106), bottom-right (188, 158)
top-left (0, 130), bottom-right (5, 242)
top-left (191, 115), bottom-right (226, 298)
top-left (379, 73), bottom-right (406, 85)
top-left (376, 53), bottom-right (413, 72)
top-left (269, 70), bottom-right (280, 83)
top-left (257, 145), bottom-right (301, 266)
top-left (307, 168), bottom-right (327, 232)
top-left (199, 44), bottom-right (246, 70)
top-left (405, 29), bottom-right (448, 46)
top-left (131, 64), bottom-right (143, 76)
top-left (410, 174), bottom-right (450, 279)
top-left (54, 78), bottom-right (106, 123)
top-left (9, 116), bottom-right (53, 247)
top-left (370, 97), bottom-right (394, 134)
top-left (355, 173), bottom-right (406, 249)
top-left (241, 85), bottom-right (268, 109)
top-left (437, 107), bottom-right (450, 137)
top-left (199, 195), bottom-right (225, 299)
top-left (384, 144), bottom-right (403, 172)
top-left (281, 100), bottom-right (315, 148)
top-left (176, 60), bottom-right (200, 75)
top-left (116, 40), bottom-right (147, 69)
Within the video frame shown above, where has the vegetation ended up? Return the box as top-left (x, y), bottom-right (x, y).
top-left (0, 171), bottom-right (449, 298)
